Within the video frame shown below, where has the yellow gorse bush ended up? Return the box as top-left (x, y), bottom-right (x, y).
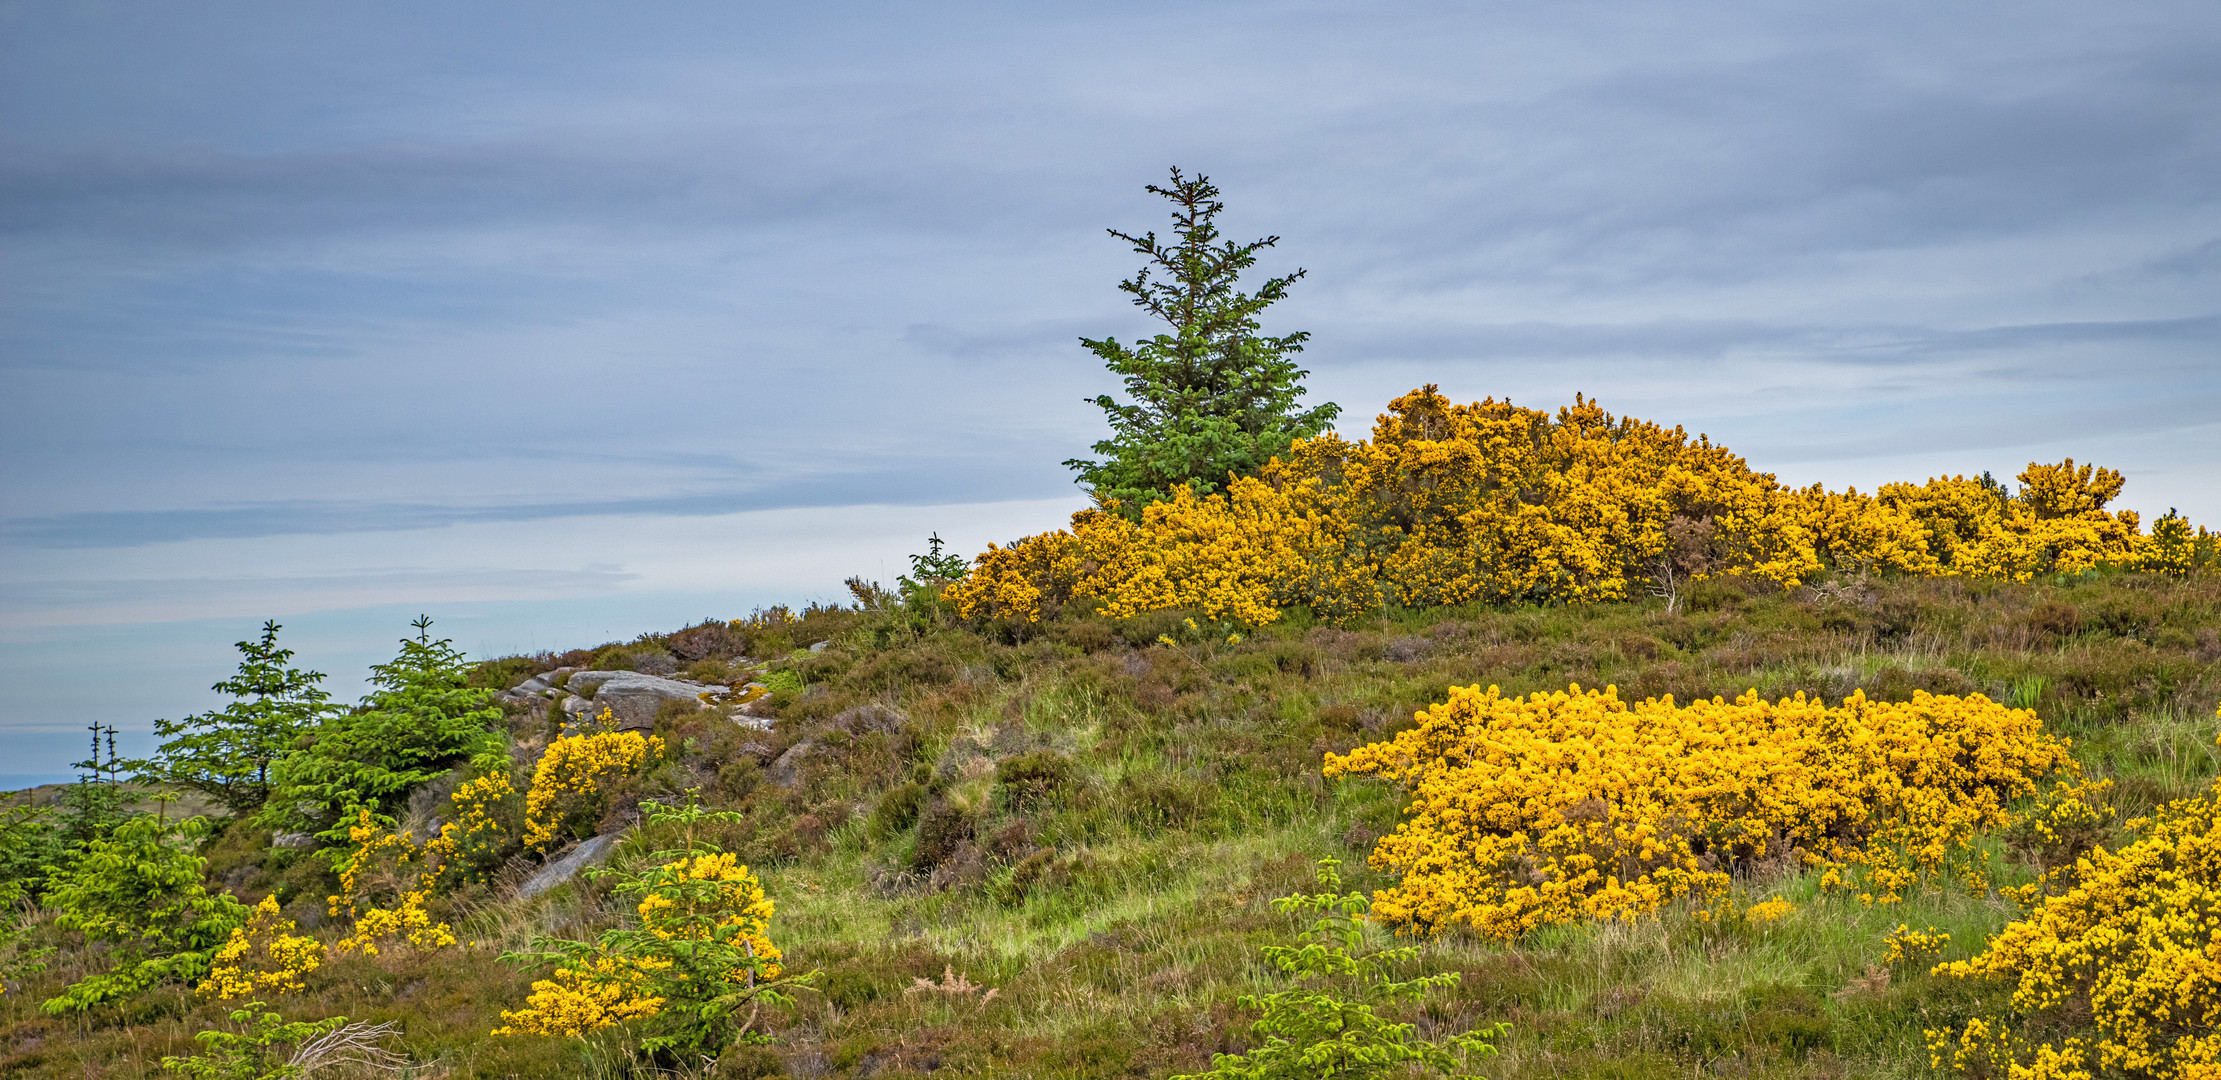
top-left (495, 795), bottom-right (796, 1052)
top-left (491, 955), bottom-right (668, 1036)
top-left (1927, 707), bottom-right (2221, 1080)
top-left (427, 770), bottom-right (522, 887)
top-left (946, 388), bottom-right (2206, 627)
top-left (1744, 898), bottom-right (1794, 925)
top-left (635, 851), bottom-right (784, 980)
top-left (522, 726), bottom-right (664, 851)
top-left (197, 895), bottom-right (325, 1000)
top-left (1884, 924), bottom-right (1951, 968)
top-left (328, 811), bottom-right (456, 957)
top-left (1323, 684), bottom-right (2078, 939)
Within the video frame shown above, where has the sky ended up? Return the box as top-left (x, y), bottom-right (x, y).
top-left (3, 1), bottom-right (2216, 784)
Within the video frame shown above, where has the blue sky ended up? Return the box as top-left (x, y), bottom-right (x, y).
top-left (3, 1), bottom-right (2217, 783)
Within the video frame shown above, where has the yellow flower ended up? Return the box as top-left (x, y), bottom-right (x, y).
top-left (1327, 684), bottom-right (2075, 939)
top-left (942, 388), bottom-right (2191, 625)
top-left (198, 895), bottom-right (325, 1000)
top-left (523, 730), bottom-right (664, 851)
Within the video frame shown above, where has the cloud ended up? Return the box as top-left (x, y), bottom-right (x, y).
top-left (3, 0), bottom-right (2218, 774)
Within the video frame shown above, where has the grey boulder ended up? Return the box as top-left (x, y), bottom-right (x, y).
top-left (563, 671), bottom-right (722, 731)
top-left (517, 833), bottom-right (623, 900)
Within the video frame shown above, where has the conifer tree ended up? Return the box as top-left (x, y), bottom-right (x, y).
top-left (262, 616), bottom-right (502, 856)
top-left (124, 621), bottom-right (334, 817)
top-left (1066, 168), bottom-right (1338, 513)
top-left (41, 809), bottom-right (245, 1013)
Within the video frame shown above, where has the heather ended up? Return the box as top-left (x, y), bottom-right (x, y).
top-left (3, 562), bottom-right (2217, 1078)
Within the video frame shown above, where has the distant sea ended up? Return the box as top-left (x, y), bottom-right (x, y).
top-left (1, 774), bottom-right (74, 793)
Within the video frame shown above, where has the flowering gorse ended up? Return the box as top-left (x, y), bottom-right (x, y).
top-left (947, 389), bottom-right (2207, 628)
top-left (1325, 685), bottom-right (2078, 938)
top-left (198, 895), bottom-right (325, 1000)
top-left (1745, 898), bottom-right (1794, 925)
top-left (327, 811), bottom-right (455, 957)
top-left (490, 954), bottom-right (668, 1036)
top-left (499, 792), bottom-right (808, 1057)
top-left (522, 725), bottom-right (663, 851)
top-left (1883, 924), bottom-right (1950, 969)
top-left (427, 770), bottom-right (522, 888)
top-left (1925, 707), bottom-right (2221, 1080)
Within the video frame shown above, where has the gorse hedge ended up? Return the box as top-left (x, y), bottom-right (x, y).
top-left (952, 386), bottom-right (2214, 627)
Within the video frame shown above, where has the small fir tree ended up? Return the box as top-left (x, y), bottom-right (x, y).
top-left (41, 806), bottom-right (247, 1013)
top-left (262, 616), bottom-right (502, 858)
top-left (1172, 859), bottom-right (1505, 1080)
top-left (58, 723), bottom-right (136, 851)
top-left (124, 621), bottom-right (335, 817)
top-left (1066, 168), bottom-right (1338, 513)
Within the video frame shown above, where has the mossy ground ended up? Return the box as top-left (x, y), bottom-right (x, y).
top-left (5, 572), bottom-right (2217, 1078)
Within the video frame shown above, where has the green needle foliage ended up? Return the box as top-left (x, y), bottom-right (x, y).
top-left (124, 621), bottom-right (336, 818)
top-left (1067, 168), bottom-right (1339, 514)
top-left (262, 616), bottom-right (503, 859)
top-left (41, 809), bottom-right (246, 1013)
top-left (1174, 859), bottom-right (1506, 1080)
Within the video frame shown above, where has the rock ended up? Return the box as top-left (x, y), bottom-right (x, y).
top-left (272, 831), bottom-right (313, 848)
top-left (562, 671), bottom-right (721, 731)
top-left (562, 670), bottom-right (621, 696)
top-left (516, 833), bottom-right (623, 900)
top-left (769, 740), bottom-right (813, 788)
top-left (513, 675), bottom-right (554, 696)
top-left (808, 640), bottom-right (831, 652)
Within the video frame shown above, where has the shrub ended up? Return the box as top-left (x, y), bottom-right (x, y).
top-left (197, 895), bottom-right (324, 1001)
top-left (950, 388), bottom-right (2196, 626)
top-left (521, 727), bottom-right (664, 851)
top-left (427, 769), bottom-right (524, 887)
top-left (160, 1003), bottom-right (402, 1079)
top-left (42, 812), bottom-right (248, 1013)
top-left (1326, 684), bottom-right (2081, 937)
top-left (497, 794), bottom-right (810, 1060)
top-left (1927, 711), bottom-right (2221, 1079)
top-left (994, 751), bottom-right (1073, 809)
top-left (911, 798), bottom-right (976, 874)
top-left (326, 811), bottom-right (455, 958)
top-left (868, 781), bottom-right (926, 841)
top-left (0, 879), bottom-right (52, 994)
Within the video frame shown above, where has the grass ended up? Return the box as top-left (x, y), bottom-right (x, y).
top-left (3, 570), bottom-right (2216, 1078)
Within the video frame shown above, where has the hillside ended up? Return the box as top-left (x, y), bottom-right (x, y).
top-left (5, 568), bottom-right (2218, 1078)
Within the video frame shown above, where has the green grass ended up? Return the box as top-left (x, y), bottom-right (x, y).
top-left (4, 570), bottom-right (2216, 1078)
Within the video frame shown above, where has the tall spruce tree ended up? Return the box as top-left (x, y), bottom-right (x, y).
top-left (1065, 168), bottom-right (1338, 513)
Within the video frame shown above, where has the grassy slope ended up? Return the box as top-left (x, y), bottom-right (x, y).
top-left (5, 572), bottom-right (2218, 1079)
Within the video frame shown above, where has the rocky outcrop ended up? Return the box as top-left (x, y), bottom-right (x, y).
top-left (516, 833), bottom-right (622, 900)
top-left (497, 664), bottom-right (771, 732)
top-left (557, 671), bottom-right (728, 731)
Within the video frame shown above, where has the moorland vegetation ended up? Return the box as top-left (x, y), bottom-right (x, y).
top-left (2, 170), bottom-right (2217, 1080)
